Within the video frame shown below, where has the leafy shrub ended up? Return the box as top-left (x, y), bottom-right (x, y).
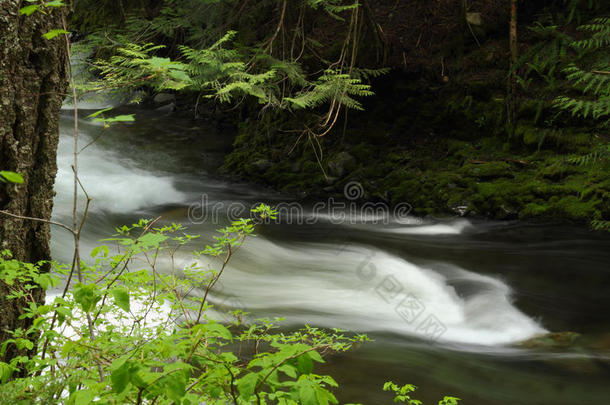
top-left (0, 204), bottom-right (459, 404)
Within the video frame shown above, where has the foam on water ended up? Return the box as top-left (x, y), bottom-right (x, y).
top-left (50, 111), bottom-right (544, 348)
top-left (382, 219), bottom-right (472, 235)
top-left (53, 129), bottom-right (186, 215)
top-left (198, 238), bottom-right (545, 346)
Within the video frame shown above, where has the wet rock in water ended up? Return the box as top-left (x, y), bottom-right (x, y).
top-left (155, 102), bottom-right (175, 114)
top-left (328, 152), bottom-right (355, 178)
top-left (591, 332), bottom-right (610, 351)
top-left (451, 204), bottom-right (471, 217)
top-left (498, 205), bottom-right (518, 220)
top-left (520, 332), bottom-right (582, 349)
top-left (154, 92), bottom-right (175, 104)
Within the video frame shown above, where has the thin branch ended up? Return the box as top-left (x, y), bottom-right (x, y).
top-left (0, 211), bottom-right (75, 235)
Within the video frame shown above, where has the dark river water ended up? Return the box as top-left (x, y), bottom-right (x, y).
top-left (51, 106), bottom-right (610, 404)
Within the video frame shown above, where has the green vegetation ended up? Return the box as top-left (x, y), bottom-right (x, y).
top-left (217, 2), bottom-right (610, 228)
top-left (62, 0), bottom-right (610, 227)
top-left (0, 171), bottom-right (24, 184)
top-left (0, 206), bottom-right (459, 404)
top-left (2, 1), bottom-right (610, 403)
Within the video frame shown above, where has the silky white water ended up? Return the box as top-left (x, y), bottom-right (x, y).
top-left (50, 110), bottom-right (546, 350)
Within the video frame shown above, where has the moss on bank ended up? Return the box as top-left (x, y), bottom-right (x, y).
top-left (215, 2), bottom-right (610, 226)
top-left (222, 62), bottom-right (609, 224)
top-left (224, 123), bottom-right (609, 223)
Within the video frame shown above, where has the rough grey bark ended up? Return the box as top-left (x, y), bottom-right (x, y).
top-left (0, 1), bottom-right (69, 367)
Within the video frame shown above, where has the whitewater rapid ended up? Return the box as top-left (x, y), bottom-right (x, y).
top-left (51, 112), bottom-right (546, 348)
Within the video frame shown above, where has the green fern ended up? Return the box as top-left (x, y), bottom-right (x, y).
top-left (284, 69), bottom-right (373, 111)
top-left (555, 17), bottom-right (609, 132)
top-left (592, 219), bottom-right (610, 231)
top-left (307, 0), bottom-right (359, 21)
top-left (567, 143), bottom-right (610, 165)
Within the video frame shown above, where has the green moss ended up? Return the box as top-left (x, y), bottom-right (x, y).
top-left (554, 196), bottom-right (600, 221)
top-left (520, 203), bottom-right (549, 218)
top-left (517, 125), bottom-right (542, 148)
top-left (461, 161), bottom-right (514, 180)
top-left (540, 162), bottom-right (583, 181)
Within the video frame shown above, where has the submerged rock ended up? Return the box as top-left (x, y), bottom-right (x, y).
top-left (520, 332), bottom-right (582, 349)
top-left (154, 92), bottom-right (175, 104)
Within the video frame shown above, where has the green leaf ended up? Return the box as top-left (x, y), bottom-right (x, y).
top-left (56, 306), bottom-right (72, 325)
top-left (297, 354), bottom-right (314, 375)
top-left (72, 283), bottom-right (101, 313)
top-left (308, 350), bottom-right (325, 363)
top-left (279, 364), bottom-right (297, 378)
top-left (42, 29), bottom-right (69, 40)
top-left (16, 338), bottom-right (34, 351)
top-left (71, 389), bottom-right (94, 405)
top-left (237, 372), bottom-right (259, 400)
top-left (35, 273), bottom-right (53, 289)
top-left (202, 322), bottom-right (232, 340)
top-left (110, 359), bottom-right (131, 394)
top-left (86, 107), bottom-right (113, 119)
top-left (136, 233), bottom-right (168, 248)
top-left (45, 0), bottom-right (66, 7)
top-left (161, 370), bottom-right (187, 402)
top-left (298, 382), bottom-right (317, 405)
top-left (19, 5), bottom-right (39, 16)
top-left (90, 245), bottom-right (109, 258)
top-left (0, 361), bottom-right (13, 383)
top-left (93, 114), bottom-right (135, 123)
top-left (0, 171), bottom-right (24, 184)
top-left (111, 286), bottom-right (130, 312)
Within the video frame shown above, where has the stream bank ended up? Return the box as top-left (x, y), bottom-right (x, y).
top-left (219, 67), bottom-right (609, 224)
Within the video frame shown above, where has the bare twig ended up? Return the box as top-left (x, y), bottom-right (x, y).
top-left (0, 211), bottom-right (74, 235)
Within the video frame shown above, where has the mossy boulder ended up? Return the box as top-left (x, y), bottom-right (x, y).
top-left (327, 151), bottom-right (356, 178)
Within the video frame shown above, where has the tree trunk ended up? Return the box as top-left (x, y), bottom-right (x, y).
top-left (507, 0), bottom-right (518, 136)
top-left (0, 1), bottom-right (69, 367)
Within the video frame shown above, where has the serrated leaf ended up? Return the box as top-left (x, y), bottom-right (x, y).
top-left (71, 389), bottom-right (94, 405)
top-left (160, 370), bottom-right (187, 402)
top-left (111, 286), bottom-right (130, 312)
top-left (237, 372), bottom-right (258, 400)
top-left (19, 5), bottom-right (39, 16)
top-left (72, 283), bottom-right (101, 313)
top-left (297, 354), bottom-right (313, 375)
top-left (110, 359), bottom-right (131, 393)
top-left (298, 382), bottom-right (317, 405)
top-left (203, 322), bottom-right (232, 340)
top-left (308, 350), bottom-right (325, 363)
top-left (0, 361), bottom-right (13, 384)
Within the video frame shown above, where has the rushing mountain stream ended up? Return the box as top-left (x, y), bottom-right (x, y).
top-left (51, 107), bottom-right (610, 404)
